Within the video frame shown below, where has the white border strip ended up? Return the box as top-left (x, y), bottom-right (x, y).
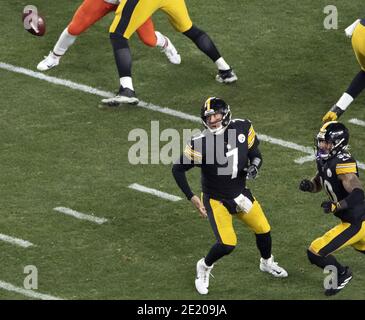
top-left (128, 183), bottom-right (182, 202)
top-left (0, 62), bottom-right (113, 98)
top-left (357, 162), bottom-right (365, 170)
top-left (257, 134), bottom-right (313, 154)
top-left (53, 207), bottom-right (108, 224)
top-left (294, 154), bottom-right (316, 164)
top-left (295, 155), bottom-right (365, 169)
top-left (349, 118), bottom-right (365, 127)
top-left (0, 233), bottom-right (33, 248)
top-left (1, 61), bottom-right (364, 169)
top-left (0, 280), bottom-right (63, 300)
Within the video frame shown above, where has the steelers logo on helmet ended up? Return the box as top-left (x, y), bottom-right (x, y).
top-left (316, 121), bottom-right (349, 161)
top-left (201, 97), bottom-right (231, 135)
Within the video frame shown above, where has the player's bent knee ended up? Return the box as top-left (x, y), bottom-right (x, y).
top-left (307, 248), bottom-right (323, 265)
top-left (109, 33), bottom-right (129, 49)
top-left (140, 38), bottom-right (156, 47)
top-left (183, 25), bottom-right (204, 41)
top-left (68, 23), bottom-right (87, 36)
top-left (221, 235), bottom-right (237, 247)
top-left (138, 34), bottom-right (156, 47)
top-left (219, 243), bottom-right (236, 255)
top-left (255, 224), bottom-right (271, 234)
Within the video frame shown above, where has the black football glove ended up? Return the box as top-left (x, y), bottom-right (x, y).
top-left (321, 200), bottom-right (341, 214)
top-left (299, 179), bottom-right (314, 192)
top-left (246, 165), bottom-right (258, 180)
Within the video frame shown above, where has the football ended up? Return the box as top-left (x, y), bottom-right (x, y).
top-left (22, 11), bottom-right (46, 36)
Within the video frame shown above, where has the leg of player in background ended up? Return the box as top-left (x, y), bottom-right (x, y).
top-left (323, 20), bottom-right (365, 122)
top-left (323, 70), bottom-right (365, 122)
top-left (106, 33), bottom-right (139, 104)
top-left (37, 0), bottom-right (117, 71)
top-left (183, 25), bottom-right (237, 83)
top-left (136, 17), bottom-right (181, 64)
top-left (102, 0), bottom-right (156, 105)
top-left (160, 0), bottom-right (237, 83)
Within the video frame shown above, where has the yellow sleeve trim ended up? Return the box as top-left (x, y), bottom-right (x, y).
top-left (184, 145), bottom-right (202, 162)
top-left (248, 125), bottom-right (256, 149)
top-left (336, 162), bottom-right (357, 175)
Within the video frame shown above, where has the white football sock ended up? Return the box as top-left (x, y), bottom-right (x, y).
top-left (215, 57), bottom-right (230, 71)
top-left (336, 92), bottom-right (354, 111)
top-left (120, 76), bottom-right (134, 91)
top-left (155, 31), bottom-right (166, 48)
top-left (345, 19), bottom-right (361, 38)
top-left (53, 28), bottom-right (77, 56)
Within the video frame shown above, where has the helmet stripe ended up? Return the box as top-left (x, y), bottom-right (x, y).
top-left (320, 121), bottom-right (338, 132)
top-left (206, 98), bottom-right (211, 111)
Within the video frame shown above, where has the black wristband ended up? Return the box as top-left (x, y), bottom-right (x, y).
top-left (330, 105), bottom-right (345, 117)
top-left (187, 192), bottom-right (194, 201)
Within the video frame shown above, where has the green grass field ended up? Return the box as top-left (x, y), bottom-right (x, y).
top-left (0, 0), bottom-right (365, 300)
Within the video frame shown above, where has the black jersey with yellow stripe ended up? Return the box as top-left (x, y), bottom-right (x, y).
top-left (317, 151), bottom-right (364, 222)
top-left (183, 119), bottom-right (258, 200)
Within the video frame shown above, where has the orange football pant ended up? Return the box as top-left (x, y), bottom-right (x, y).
top-left (67, 0), bottom-right (157, 47)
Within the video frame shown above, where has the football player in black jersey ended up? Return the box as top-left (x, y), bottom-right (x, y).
top-left (172, 97), bottom-right (287, 295)
top-left (300, 121), bottom-right (365, 296)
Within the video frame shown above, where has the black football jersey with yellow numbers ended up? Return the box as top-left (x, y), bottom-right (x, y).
top-left (317, 151), bottom-right (365, 222)
top-left (183, 119), bottom-right (258, 200)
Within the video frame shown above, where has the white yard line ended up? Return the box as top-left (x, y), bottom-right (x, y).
top-left (257, 134), bottom-right (313, 155)
top-left (53, 207), bottom-right (108, 224)
top-left (128, 183), bottom-right (182, 202)
top-left (0, 280), bottom-right (63, 300)
top-left (357, 162), bottom-right (365, 170)
top-left (258, 134), bottom-right (315, 164)
top-left (0, 62), bottom-right (200, 122)
top-left (0, 233), bottom-right (33, 248)
top-left (294, 155), bottom-right (365, 169)
top-left (294, 154), bottom-right (316, 164)
top-left (1, 61), bottom-right (364, 169)
top-left (348, 118), bottom-right (365, 127)
top-left (0, 62), bottom-right (113, 98)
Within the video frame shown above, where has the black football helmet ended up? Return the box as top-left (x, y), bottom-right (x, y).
top-left (201, 97), bottom-right (231, 134)
top-left (316, 121), bottom-right (349, 160)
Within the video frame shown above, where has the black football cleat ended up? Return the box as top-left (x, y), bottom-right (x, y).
top-left (101, 87), bottom-right (139, 106)
top-left (215, 68), bottom-right (238, 84)
top-left (324, 266), bottom-right (353, 296)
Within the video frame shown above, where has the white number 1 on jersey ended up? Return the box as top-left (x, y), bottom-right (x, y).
top-left (226, 148), bottom-right (238, 179)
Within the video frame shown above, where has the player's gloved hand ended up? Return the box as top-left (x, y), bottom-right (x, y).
top-left (321, 200), bottom-right (341, 214)
top-left (299, 179), bottom-right (314, 192)
top-left (246, 165), bottom-right (258, 180)
top-left (322, 111), bottom-right (338, 122)
top-left (322, 105), bottom-right (344, 123)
